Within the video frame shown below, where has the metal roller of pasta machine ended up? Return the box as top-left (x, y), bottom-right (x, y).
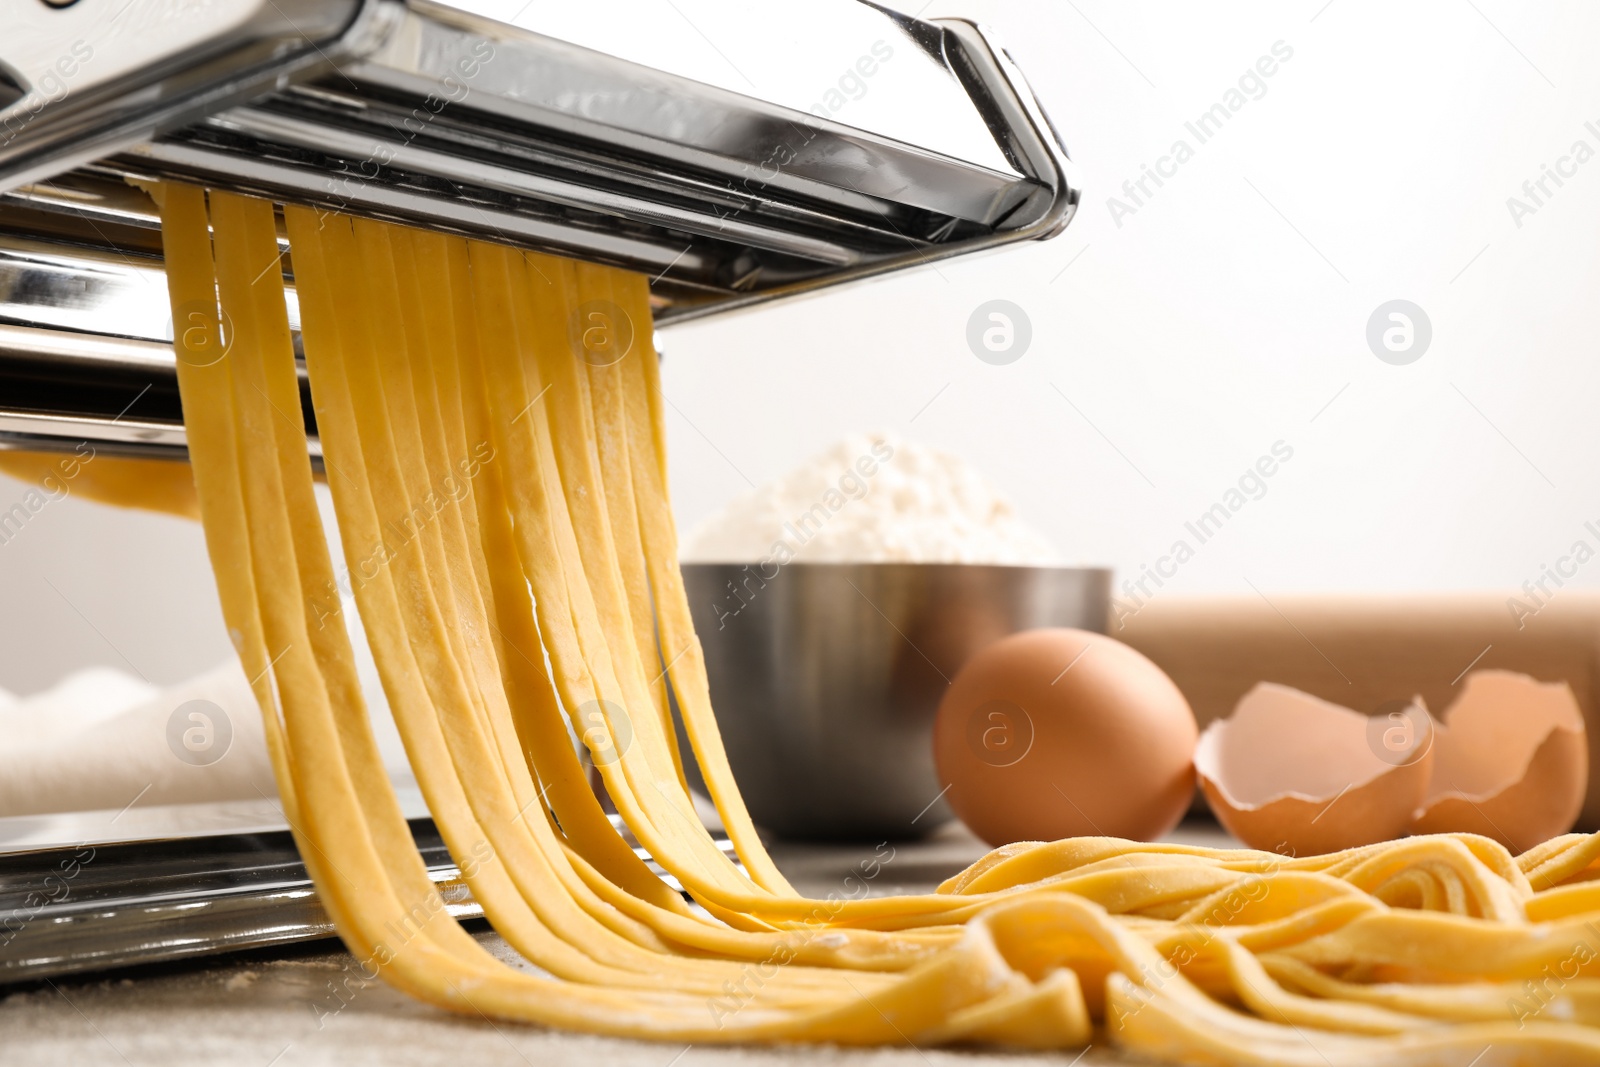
top-left (0, 0), bottom-right (1078, 981)
top-left (0, 0), bottom-right (1078, 462)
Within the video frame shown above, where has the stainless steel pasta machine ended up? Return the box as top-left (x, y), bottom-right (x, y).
top-left (0, 0), bottom-right (1078, 981)
top-left (0, 0), bottom-right (1078, 462)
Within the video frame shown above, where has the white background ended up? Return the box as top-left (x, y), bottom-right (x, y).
top-left (4, 0), bottom-right (1600, 694)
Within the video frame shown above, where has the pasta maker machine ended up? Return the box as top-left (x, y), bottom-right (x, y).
top-left (0, 0), bottom-right (1078, 980)
top-left (0, 0), bottom-right (1078, 463)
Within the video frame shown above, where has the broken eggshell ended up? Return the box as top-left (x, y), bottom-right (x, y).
top-left (1196, 683), bottom-right (1434, 856)
top-left (1410, 670), bottom-right (1587, 853)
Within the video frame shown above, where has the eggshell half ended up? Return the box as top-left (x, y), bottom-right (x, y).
top-left (1410, 670), bottom-right (1587, 853)
top-left (1196, 683), bottom-right (1434, 856)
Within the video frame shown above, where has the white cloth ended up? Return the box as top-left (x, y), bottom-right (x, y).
top-left (0, 660), bottom-right (278, 818)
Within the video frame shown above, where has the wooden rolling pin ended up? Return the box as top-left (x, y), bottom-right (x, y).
top-left (1118, 594), bottom-right (1600, 829)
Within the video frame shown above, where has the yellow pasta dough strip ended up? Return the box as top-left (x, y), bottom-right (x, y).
top-left (571, 261), bottom-right (686, 792)
top-left (268, 207), bottom-right (1017, 1023)
top-left (514, 253), bottom-right (748, 893)
top-left (426, 231), bottom-right (698, 920)
top-left (309, 213), bottom-right (655, 985)
top-left (0, 451), bottom-right (198, 519)
top-left (345, 218), bottom-right (883, 999)
top-left (417, 231), bottom-right (927, 969)
top-left (600, 269), bottom-right (795, 896)
top-left (465, 244), bottom-right (786, 926)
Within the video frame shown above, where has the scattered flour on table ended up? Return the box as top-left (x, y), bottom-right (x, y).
top-left (680, 432), bottom-right (1057, 565)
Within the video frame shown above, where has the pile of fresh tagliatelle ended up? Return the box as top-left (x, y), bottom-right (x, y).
top-left (79, 182), bottom-right (1600, 1063)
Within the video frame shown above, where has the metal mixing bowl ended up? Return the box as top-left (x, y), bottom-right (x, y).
top-left (678, 563), bottom-right (1112, 841)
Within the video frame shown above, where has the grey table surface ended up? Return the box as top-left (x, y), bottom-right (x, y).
top-left (0, 821), bottom-right (1238, 1067)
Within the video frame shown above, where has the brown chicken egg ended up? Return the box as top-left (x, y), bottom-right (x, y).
top-left (932, 628), bottom-right (1198, 847)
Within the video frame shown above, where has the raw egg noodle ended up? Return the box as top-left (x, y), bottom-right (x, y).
top-left (126, 181), bottom-right (1600, 1062)
top-left (0, 451), bottom-right (200, 519)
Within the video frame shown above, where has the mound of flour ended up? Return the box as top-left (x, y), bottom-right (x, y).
top-left (680, 432), bottom-right (1057, 565)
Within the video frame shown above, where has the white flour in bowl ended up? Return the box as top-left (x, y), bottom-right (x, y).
top-left (680, 432), bottom-right (1057, 565)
